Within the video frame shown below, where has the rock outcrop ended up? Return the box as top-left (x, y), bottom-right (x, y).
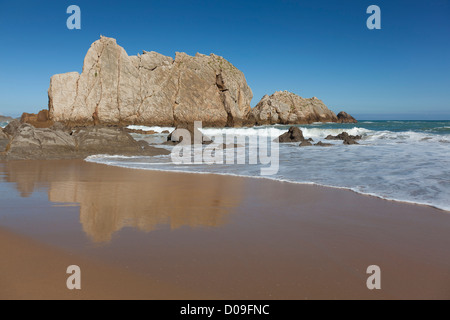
top-left (3, 124), bottom-right (169, 160)
top-left (314, 141), bottom-right (333, 147)
top-left (248, 91), bottom-right (339, 125)
top-left (325, 131), bottom-right (362, 144)
top-left (73, 127), bottom-right (149, 155)
top-left (325, 131), bottom-right (361, 145)
top-left (166, 123), bottom-right (212, 145)
top-left (343, 137), bottom-right (359, 145)
top-left (275, 126), bottom-right (306, 143)
top-left (20, 109), bottom-right (53, 128)
top-left (48, 36), bottom-right (252, 127)
top-left (299, 140), bottom-right (312, 147)
top-left (3, 119), bottom-right (21, 136)
top-left (336, 111), bottom-right (357, 123)
top-left (325, 132), bottom-right (362, 141)
top-left (6, 124), bottom-right (76, 159)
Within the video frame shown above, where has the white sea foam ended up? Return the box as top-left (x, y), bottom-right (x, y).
top-left (125, 124), bottom-right (447, 144)
top-left (126, 125), bottom-right (174, 133)
top-left (365, 130), bottom-right (449, 144)
top-left (97, 122), bottom-right (450, 212)
top-left (86, 151), bottom-right (450, 212)
top-left (201, 126), bottom-right (288, 138)
top-left (86, 154), bottom-right (146, 160)
top-left (200, 126), bottom-right (450, 145)
top-left (200, 126), bottom-right (373, 140)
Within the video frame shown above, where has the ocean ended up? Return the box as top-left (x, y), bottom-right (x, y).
top-left (85, 120), bottom-right (450, 212)
top-left (3, 119), bottom-right (444, 212)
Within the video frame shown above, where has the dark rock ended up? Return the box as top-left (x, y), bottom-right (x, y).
top-left (314, 141), bottom-right (333, 147)
top-left (275, 126), bottom-right (305, 143)
top-left (336, 111), bottom-right (357, 123)
top-left (299, 140), bottom-right (312, 147)
top-left (161, 130), bottom-right (170, 134)
top-left (325, 132), bottom-right (362, 141)
top-left (343, 137), bottom-right (359, 145)
top-left (167, 123), bottom-right (212, 145)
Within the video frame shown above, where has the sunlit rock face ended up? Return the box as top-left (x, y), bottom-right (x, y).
top-left (48, 36), bottom-right (253, 128)
top-left (248, 91), bottom-right (340, 125)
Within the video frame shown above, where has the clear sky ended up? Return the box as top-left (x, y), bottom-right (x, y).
top-left (0, 0), bottom-right (449, 119)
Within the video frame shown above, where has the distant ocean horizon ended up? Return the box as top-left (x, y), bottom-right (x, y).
top-left (353, 114), bottom-right (450, 121)
top-left (1, 112), bottom-right (450, 122)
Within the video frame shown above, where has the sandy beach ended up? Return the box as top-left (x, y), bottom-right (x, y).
top-left (0, 159), bottom-right (449, 299)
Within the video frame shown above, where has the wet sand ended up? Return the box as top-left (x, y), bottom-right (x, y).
top-left (0, 160), bottom-right (449, 299)
top-left (0, 226), bottom-right (210, 300)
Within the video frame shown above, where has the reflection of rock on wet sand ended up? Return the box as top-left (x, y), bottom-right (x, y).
top-left (3, 160), bottom-right (244, 243)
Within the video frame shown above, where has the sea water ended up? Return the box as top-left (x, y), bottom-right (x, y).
top-left (86, 121), bottom-right (450, 212)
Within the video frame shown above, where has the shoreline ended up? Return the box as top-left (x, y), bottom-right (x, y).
top-left (1, 159), bottom-right (450, 299)
top-left (85, 157), bottom-right (450, 214)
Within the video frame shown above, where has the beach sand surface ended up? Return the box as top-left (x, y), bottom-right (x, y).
top-left (0, 160), bottom-right (449, 299)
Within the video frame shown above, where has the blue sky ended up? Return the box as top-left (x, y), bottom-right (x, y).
top-left (0, 0), bottom-right (449, 119)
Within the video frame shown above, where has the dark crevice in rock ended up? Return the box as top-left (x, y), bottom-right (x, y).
top-left (226, 112), bottom-right (234, 127)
